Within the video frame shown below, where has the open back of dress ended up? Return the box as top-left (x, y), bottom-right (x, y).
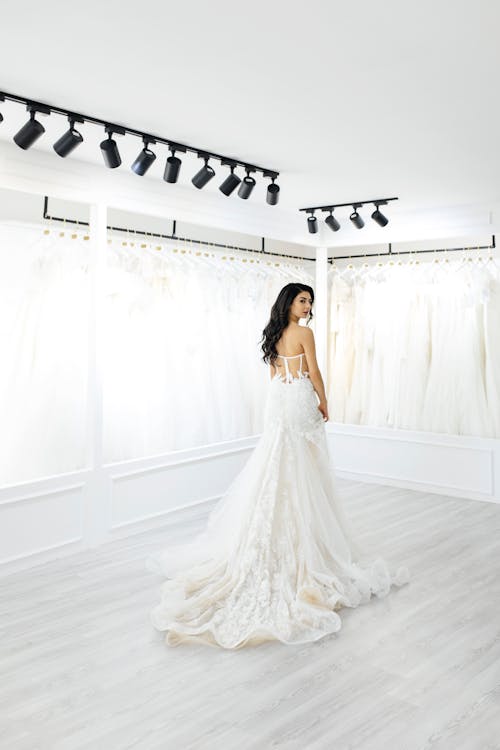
top-left (274, 353), bottom-right (309, 383)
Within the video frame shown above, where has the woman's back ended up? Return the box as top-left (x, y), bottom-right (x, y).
top-left (272, 323), bottom-right (310, 381)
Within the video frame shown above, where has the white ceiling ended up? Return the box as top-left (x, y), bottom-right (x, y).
top-left (1, 0), bottom-right (499, 246)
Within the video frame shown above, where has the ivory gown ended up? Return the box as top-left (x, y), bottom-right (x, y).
top-left (146, 352), bottom-right (410, 649)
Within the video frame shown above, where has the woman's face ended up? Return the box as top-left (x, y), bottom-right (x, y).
top-left (289, 290), bottom-right (312, 320)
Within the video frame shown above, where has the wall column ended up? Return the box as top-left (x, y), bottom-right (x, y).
top-left (314, 246), bottom-right (329, 374)
top-left (84, 201), bottom-right (108, 546)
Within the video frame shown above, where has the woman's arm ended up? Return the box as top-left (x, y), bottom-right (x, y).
top-left (301, 327), bottom-right (329, 420)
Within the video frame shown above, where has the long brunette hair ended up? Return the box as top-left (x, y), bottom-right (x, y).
top-left (260, 282), bottom-right (314, 365)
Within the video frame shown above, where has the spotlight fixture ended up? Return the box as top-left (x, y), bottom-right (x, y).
top-left (131, 137), bottom-right (157, 176)
top-left (13, 104), bottom-right (50, 149)
top-left (307, 211), bottom-right (318, 234)
top-left (164, 144), bottom-right (185, 183)
top-left (325, 210), bottom-right (340, 232)
top-left (238, 168), bottom-right (256, 200)
top-left (350, 206), bottom-right (364, 229)
top-left (100, 125), bottom-right (125, 169)
top-left (299, 197), bottom-right (397, 234)
top-left (53, 115), bottom-right (84, 157)
top-left (192, 154), bottom-right (215, 189)
top-left (219, 161), bottom-right (241, 196)
top-left (371, 202), bottom-right (389, 227)
top-left (266, 175), bottom-right (280, 206)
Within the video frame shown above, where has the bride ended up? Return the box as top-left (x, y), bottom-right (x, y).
top-left (146, 282), bottom-right (410, 649)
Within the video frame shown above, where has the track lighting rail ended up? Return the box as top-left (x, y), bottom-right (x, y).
top-left (0, 90), bottom-right (279, 180)
top-left (1, 90), bottom-right (280, 204)
top-left (300, 196), bottom-right (398, 233)
top-left (300, 197), bottom-right (399, 212)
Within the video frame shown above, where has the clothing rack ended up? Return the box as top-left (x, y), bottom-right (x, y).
top-left (328, 236), bottom-right (496, 263)
top-left (42, 197), bottom-right (496, 265)
top-left (42, 196), bottom-right (316, 263)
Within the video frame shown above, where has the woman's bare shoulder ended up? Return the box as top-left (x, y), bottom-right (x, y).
top-left (300, 325), bottom-right (314, 342)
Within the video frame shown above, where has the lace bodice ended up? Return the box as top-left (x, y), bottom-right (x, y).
top-left (273, 353), bottom-right (310, 384)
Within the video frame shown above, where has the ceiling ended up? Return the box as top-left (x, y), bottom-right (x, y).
top-left (1, 0), bottom-right (499, 247)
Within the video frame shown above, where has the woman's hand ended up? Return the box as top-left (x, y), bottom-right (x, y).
top-left (318, 400), bottom-right (329, 421)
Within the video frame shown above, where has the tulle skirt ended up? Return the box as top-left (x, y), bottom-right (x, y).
top-left (146, 376), bottom-right (410, 649)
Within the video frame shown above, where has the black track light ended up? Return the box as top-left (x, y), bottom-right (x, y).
top-left (131, 138), bottom-right (157, 176)
top-left (53, 116), bottom-right (84, 157)
top-left (13, 107), bottom-right (47, 149)
top-left (238, 169), bottom-right (256, 200)
top-left (307, 212), bottom-right (318, 234)
top-left (192, 155), bottom-right (215, 189)
top-left (349, 207), bottom-right (364, 229)
top-left (300, 197), bottom-right (397, 232)
top-left (325, 211), bottom-right (340, 232)
top-left (219, 164), bottom-right (241, 196)
top-left (266, 177), bottom-right (280, 206)
top-left (100, 126), bottom-right (123, 169)
top-left (371, 204), bottom-right (389, 227)
top-left (164, 146), bottom-right (182, 183)
top-left (2, 91), bottom-right (281, 206)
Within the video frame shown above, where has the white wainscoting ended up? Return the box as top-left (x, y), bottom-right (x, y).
top-left (328, 424), bottom-right (499, 502)
top-left (1, 427), bottom-right (499, 577)
top-left (0, 476), bottom-right (87, 572)
top-left (0, 437), bottom-right (256, 577)
top-left (107, 437), bottom-right (256, 538)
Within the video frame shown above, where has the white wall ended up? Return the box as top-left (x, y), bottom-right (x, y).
top-left (1, 146), bottom-right (499, 578)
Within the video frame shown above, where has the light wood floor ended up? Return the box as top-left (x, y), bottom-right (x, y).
top-left (1, 480), bottom-right (500, 750)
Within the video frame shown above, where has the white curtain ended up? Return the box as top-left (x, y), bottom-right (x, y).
top-left (103, 236), bottom-right (314, 462)
top-left (0, 218), bottom-right (314, 485)
top-left (326, 252), bottom-right (500, 438)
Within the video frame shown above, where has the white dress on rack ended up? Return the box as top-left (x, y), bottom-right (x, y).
top-left (146, 352), bottom-right (410, 649)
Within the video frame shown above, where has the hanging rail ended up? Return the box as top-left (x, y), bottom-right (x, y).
top-left (42, 197), bottom-right (495, 265)
top-left (328, 236), bottom-right (496, 263)
top-left (42, 196), bottom-right (316, 263)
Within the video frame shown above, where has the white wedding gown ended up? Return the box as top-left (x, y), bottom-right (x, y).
top-left (146, 353), bottom-right (410, 649)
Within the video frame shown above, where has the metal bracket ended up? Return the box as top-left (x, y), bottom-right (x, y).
top-left (26, 102), bottom-right (51, 116)
top-left (167, 141), bottom-right (187, 154)
top-left (66, 112), bottom-right (85, 125)
top-left (104, 124), bottom-right (126, 136)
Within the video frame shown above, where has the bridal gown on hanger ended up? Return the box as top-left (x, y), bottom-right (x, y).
top-left (146, 351), bottom-right (410, 649)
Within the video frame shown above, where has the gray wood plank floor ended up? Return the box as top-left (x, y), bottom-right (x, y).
top-left (1, 479), bottom-right (500, 750)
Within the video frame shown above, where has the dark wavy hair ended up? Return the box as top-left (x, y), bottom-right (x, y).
top-left (260, 282), bottom-right (315, 365)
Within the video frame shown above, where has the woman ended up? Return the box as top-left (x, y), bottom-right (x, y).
top-left (146, 283), bottom-right (410, 649)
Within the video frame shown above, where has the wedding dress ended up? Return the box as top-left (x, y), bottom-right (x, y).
top-left (146, 352), bottom-right (410, 649)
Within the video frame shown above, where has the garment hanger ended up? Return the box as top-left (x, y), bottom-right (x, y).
top-left (453, 245), bottom-right (471, 273)
top-left (337, 254), bottom-right (354, 281)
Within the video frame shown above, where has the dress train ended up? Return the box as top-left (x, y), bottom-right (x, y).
top-left (146, 354), bottom-right (410, 649)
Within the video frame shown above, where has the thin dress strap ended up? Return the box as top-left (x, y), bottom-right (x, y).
top-left (283, 357), bottom-right (290, 381)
